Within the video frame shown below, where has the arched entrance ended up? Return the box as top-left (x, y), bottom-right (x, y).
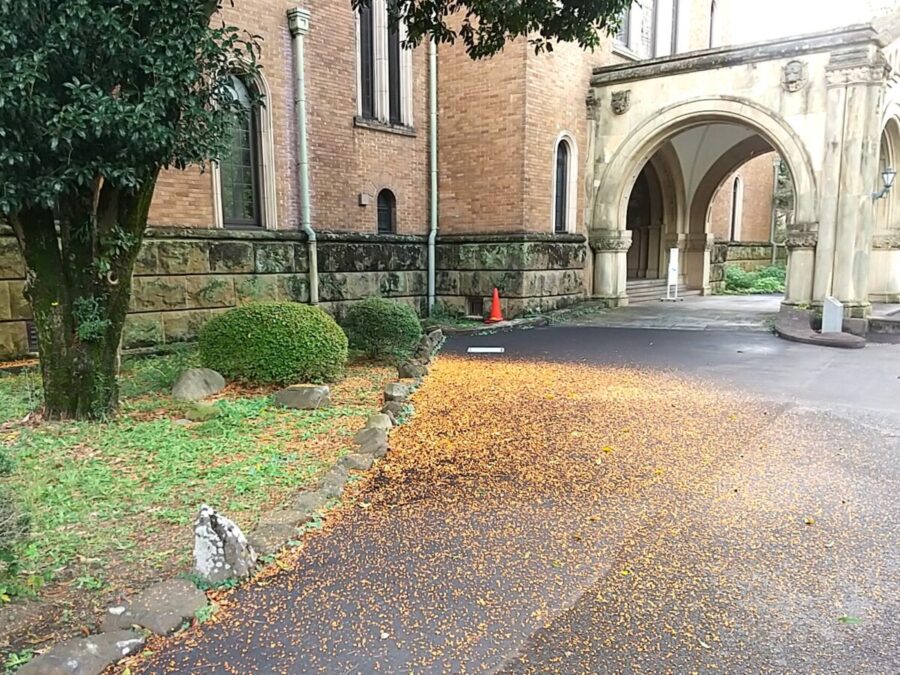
top-left (625, 165), bottom-right (663, 280)
top-left (589, 97), bottom-right (817, 307)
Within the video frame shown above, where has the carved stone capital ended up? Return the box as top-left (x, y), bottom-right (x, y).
top-left (589, 229), bottom-right (632, 252)
top-left (826, 48), bottom-right (889, 87)
top-left (872, 233), bottom-right (900, 250)
top-left (685, 233), bottom-right (714, 251)
top-left (784, 230), bottom-right (818, 249)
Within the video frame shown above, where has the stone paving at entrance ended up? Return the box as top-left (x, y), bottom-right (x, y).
top-left (558, 294), bottom-right (782, 331)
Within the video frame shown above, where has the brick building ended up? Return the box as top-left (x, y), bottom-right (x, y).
top-left (3, 1), bottom-right (900, 356)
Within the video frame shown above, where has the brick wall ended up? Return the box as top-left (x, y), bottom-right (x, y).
top-left (148, 1), bottom-right (430, 236)
top-left (709, 152), bottom-right (777, 243)
top-left (437, 37), bottom-right (528, 234)
top-left (0, 228), bottom-right (429, 359)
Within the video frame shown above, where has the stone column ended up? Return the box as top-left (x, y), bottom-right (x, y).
top-left (646, 225), bottom-right (662, 279)
top-left (814, 46), bottom-right (889, 316)
top-left (684, 233), bottom-right (712, 294)
top-left (583, 91), bottom-right (602, 296)
top-left (589, 229), bottom-right (631, 306)
top-left (784, 226), bottom-right (817, 306)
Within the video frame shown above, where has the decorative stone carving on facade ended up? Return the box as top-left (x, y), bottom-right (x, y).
top-left (872, 233), bottom-right (900, 249)
top-left (685, 233), bottom-right (714, 251)
top-left (825, 48), bottom-right (890, 87)
top-left (589, 229), bottom-right (632, 252)
top-left (784, 228), bottom-right (818, 249)
top-left (782, 60), bottom-right (808, 92)
top-left (610, 90), bottom-right (631, 115)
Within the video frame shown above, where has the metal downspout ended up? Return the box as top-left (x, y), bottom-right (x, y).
top-left (288, 8), bottom-right (319, 304)
top-left (427, 39), bottom-right (438, 314)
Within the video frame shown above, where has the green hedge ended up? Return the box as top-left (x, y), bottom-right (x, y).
top-left (199, 302), bottom-right (348, 385)
top-left (342, 297), bottom-right (422, 360)
top-left (724, 264), bottom-right (786, 295)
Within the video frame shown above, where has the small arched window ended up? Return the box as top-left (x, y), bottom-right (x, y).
top-left (377, 189), bottom-right (397, 234)
top-left (554, 139), bottom-right (571, 233)
top-left (220, 75), bottom-right (262, 228)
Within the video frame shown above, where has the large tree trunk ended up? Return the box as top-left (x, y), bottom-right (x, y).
top-left (9, 177), bottom-right (157, 420)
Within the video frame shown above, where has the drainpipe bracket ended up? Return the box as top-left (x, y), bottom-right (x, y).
top-left (288, 7), bottom-right (311, 36)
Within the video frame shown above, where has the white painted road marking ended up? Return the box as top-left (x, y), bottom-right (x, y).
top-left (467, 347), bottom-right (505, 354)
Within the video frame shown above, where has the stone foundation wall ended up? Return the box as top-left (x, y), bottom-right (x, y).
top-left (724, 242), bottom-right (787, 271)
top-left (435, 233), bottom-right (587, 317)
top-left (0, 229), bottom-right (586, 359)
top-left (0, 228), bottom-right (428, 359)
top-left (709, 242), bottom-right (788, 294)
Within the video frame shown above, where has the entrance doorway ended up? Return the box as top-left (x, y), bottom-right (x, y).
top-left (625, 164), bottom-right (663, 281)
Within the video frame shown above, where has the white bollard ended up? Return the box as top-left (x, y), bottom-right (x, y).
top-left (821, 296), bottom-right (843, 334)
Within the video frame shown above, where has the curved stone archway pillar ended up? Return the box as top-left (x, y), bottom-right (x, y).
top-left (784, 227), bottom-right (818, 304)
top-left (589, 229), bottom-right (631, 306)
top-left (685, 233), bottom-right (713, 293)
top-left (813, 48), bottom-right (890, 316)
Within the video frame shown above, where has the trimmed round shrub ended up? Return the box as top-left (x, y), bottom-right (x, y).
top-left (342, 297), bottom-right (422, 360)
top-left (199, 302), bottom-right (348, 385)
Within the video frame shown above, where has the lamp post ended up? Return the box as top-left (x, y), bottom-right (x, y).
top-left (872, 167), bottom-right (897, 200)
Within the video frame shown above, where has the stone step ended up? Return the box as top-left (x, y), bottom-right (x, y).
top-left (627, 285), bottom-right (701, 304)
top-left (868, 317), bottom-right (900, 343)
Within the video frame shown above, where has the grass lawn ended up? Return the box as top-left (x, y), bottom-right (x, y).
top-left (0, 348), bottom-right (392, 652)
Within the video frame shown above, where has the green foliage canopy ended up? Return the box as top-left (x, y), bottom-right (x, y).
top-left (0, 0), bottom-right (260, 216)
top-left (353, 0), bottom-right (632, 59)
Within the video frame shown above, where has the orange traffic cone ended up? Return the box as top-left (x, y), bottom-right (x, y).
top-left (485, 288), bottom-right (504, 324)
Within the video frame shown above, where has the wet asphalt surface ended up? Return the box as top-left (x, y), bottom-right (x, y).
top-left (135, 327), bottom-right (900, 674)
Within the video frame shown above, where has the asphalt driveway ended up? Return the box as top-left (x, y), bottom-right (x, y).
top-left (134, 327), bottom-right (900, 674)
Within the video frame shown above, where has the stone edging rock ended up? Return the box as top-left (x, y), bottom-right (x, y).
top-left (18, 328), bottom-right (445, 675)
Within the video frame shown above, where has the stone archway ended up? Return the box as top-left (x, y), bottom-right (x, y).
top-left (589, 96), bottom-right (819, 306)
top-left (625, 163), bottom-right (665, 280)
top-left (870, 113), bottom-right (900, 302)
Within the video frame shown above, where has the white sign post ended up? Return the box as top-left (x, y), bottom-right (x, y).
top-left (662, 247), bottom-right (683, 302)
top-left (821, 296), bottom-right (843, 333)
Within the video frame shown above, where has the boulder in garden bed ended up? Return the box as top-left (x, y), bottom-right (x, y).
top-left (172, 368), bottom-right (225, 402)
top-left (248, 524), bottom-right (297, 557)
top-left (295, 490), bottom-right (327, 514)
top-left (398, 359), bottom-right (428, 379)
top-left (320, 465), bottom-right (349, 499)
top-left (384, 382), bottom-right (412, 402)
top-left (192, 505), bottom-right (257, 585)
top-left (382, 400), bottom-right (405, 418)
top-left (366, 413), bottom-right (394, 430)
top-left (274, 385), bottom-right (331, 410)
top-left (353, 427), bottom-right (389, 458)
top-left (339, 453), bottom-right (374, 471)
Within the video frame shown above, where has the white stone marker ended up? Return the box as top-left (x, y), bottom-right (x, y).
top-left (822, 296), bottom-right (843, 334)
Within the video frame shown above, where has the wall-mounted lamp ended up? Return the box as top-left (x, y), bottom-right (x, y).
top-left (873, 167), bottom-right (896, 200)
